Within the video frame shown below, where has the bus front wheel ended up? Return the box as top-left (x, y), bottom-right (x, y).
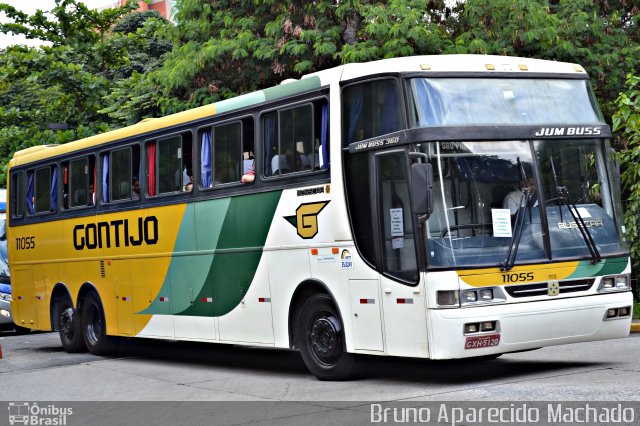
top-left (81, 293), bottom-right (116, 355)
top-left (296, 293), bottom-right (354, 381)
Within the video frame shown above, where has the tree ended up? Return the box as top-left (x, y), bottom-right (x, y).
top-left (0, 0), bottom-right (172, 183)
top-left (613, 74), bottom-right (640, 275)
top-left (139, 0), bottom-right (457, 113)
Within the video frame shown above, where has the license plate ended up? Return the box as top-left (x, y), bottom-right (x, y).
top-left (464, 334), bottom-right (501, 350)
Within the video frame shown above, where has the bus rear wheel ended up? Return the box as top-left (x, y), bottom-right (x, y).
top-left (296, 293), bottom-right (354, 381)
top-left (81, 293), bottom-right (116, 355)
top-left (58, 301), bottom-right (86, 353)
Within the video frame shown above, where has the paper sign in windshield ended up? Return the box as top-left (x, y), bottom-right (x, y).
top-left (492, 209), bottom-right (512, 238)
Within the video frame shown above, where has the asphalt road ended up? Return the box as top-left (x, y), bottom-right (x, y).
top-left (0, 331), bottom-right (639, 425)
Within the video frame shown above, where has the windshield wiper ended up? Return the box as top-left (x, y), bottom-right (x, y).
top-left (501, 159), bottom-right (530, 271)
top-left (549, 155), bottom-right (601, 264)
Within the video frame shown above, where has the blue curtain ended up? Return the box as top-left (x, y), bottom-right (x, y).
top-left (380, 84), bottom-right (399, 135)
top-left (50, 166), bottom-right (58, 211)
top-left (411, 79), bottom-right (444, 126)
top-left (347, 88), bottom-right (363, 144)
top-left (201, 131), bottom-right (212, 188)
top-left (264, 114), bottom-right (277, 175)
top-left (26, 173), bottom-right (34, 215)
top-left (320, 103), bottom-right (329, 170)
top-left (102, 154), bottom-right (109, 203)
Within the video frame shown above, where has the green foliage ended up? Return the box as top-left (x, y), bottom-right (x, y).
top-left (0, 0), bottom-right (173, 184)
top-left (614, 74), bottom-right (640, 273)
top-left (142, 0), bottom-right (459, 111)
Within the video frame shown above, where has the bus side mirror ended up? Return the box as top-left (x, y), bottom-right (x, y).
top-left (411, 162), bottom-right (433, 220)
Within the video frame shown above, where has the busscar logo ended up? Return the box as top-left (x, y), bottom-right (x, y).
top-left (284, 201), bottom-right (330, 239)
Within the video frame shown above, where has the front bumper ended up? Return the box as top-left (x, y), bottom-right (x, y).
top-left (428, 291), bottom-right (632, 359)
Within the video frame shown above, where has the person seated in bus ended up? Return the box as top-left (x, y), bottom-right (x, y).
top-left (132, 177), bottom-right (140, 200)
top-left (503, 176), bottom-right (538, 217)
top-left (241, 160), bottom-right (255, 184)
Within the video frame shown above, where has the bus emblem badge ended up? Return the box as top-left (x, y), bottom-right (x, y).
top-left (284, 201), bottom-right (330, 239)
top-left (548, 280), bottom-right (560, 296)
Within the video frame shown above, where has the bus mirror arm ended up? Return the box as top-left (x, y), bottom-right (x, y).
top-left (411, 162), bottom-right (433, 222)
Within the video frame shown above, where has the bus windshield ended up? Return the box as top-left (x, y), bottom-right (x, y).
top-left (407, 78), bottom-right (603, 127)
top-left (420, 139), bottom-right (627, 269)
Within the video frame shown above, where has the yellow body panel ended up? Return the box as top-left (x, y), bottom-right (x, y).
top-left (458, 261), bottom-right (580, 287)
top-left (8, 204), bottom-right (186, 334)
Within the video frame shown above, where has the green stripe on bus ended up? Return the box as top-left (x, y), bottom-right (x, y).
top-left (568, 257), bottom-right (627, 279)
top-left (140, 190), bottom-right (282, 317)
top-left (263, 76), bottom-right (321, 102)
top-left (215, 91), bottom-right (266, 115)
top-left (179, 190), bottom-right (282, 316)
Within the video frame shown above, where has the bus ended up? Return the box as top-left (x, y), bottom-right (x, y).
top-left (7, 55), bottom-right (632, 380)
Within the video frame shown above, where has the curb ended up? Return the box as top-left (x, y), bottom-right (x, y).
top-left (631, 323), bottom-right (640, 333)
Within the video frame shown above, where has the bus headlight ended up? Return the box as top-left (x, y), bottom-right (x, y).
top-left (480, 289), bottom-right (494, 301)
top-left (598, 275), bottom-right (630, 292)
top-left (0, 292), bottom-right (10, 302)
top-left (462, 290), bottom-right (477, 303)
top-left (437, 287), bottom-right (506, 308)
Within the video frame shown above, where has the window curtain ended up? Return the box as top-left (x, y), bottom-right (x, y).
top-left (380, 85), bottom-right (399, 135)
top-left (26, 173), bottom-right (34, 215)
top-left (411, 79), bottom-right (444, 126)
top-left (201, 131), bottom-right (212, 188)
top-left (320, 103), bottom-right (329, 170)
top-left (264, 114), bottom-right (277, 175)
top-left (347, 88), bottom-right (363, 144)
top-left (147, 142), bottom-right (156, 196)
top-left (50, 166), bottom-right (58, 211)
top-left (102, 154), bottom-right (109, 203)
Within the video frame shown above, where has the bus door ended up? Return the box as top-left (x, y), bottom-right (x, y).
top-left (375, 151), bottom-right (429, 358)
top-left (111, 259), bottom-right (134, 335)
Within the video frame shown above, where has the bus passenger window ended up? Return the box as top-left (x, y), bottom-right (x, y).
top-left (103, 146), bottom-right (139, 202)
top-left (10, 172), bottom-right (24, 218)
top-left (68, 156), bottom-right (95, 207)
top-left (214, 121), bottom-right (242, 184)
top-left (263, 101), bottom-right (325, 177)
top-left (152, 132), bottom-right (192, 194)
top-left (201, 117), bottom-right (254, 188)
top-left (33, 166), bottom-right (56, 213)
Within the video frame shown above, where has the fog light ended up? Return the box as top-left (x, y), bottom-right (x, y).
top-left (437, 291), bottom-right (459, 306)
top-left (480, 321), bottom-right (496, 332)
top-left (0, 309), bottom-right (10, 318)
top-left (615, 276), bottom-right (629, 289)
top-left (618, 306), bottom-right (630, 317)
top-left (601, 277), bottom-right (615, 289)
top-left (606, 308), bottom-right (618, 318)
top-left (480, 289), bottom-right (494, 301)
top-left (462, 290), bottom-right (478, 303)
top-left (464, 323), bottom-right (479, 334)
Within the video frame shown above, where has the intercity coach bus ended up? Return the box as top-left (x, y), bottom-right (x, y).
top-left (7, 55), bottom-right (631, 380)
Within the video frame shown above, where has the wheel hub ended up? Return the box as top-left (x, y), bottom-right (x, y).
top-left (310, 316), bottom-right (339, 358)
top-left (59, 308), bottom-right (74, 337)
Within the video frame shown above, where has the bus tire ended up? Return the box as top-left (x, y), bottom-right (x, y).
top-left (296, 293), bottom-right (354, 381)
top-left (81, 293), bottom-right (116, 355)
top-left (58, 303), bottom-right (86, 353)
